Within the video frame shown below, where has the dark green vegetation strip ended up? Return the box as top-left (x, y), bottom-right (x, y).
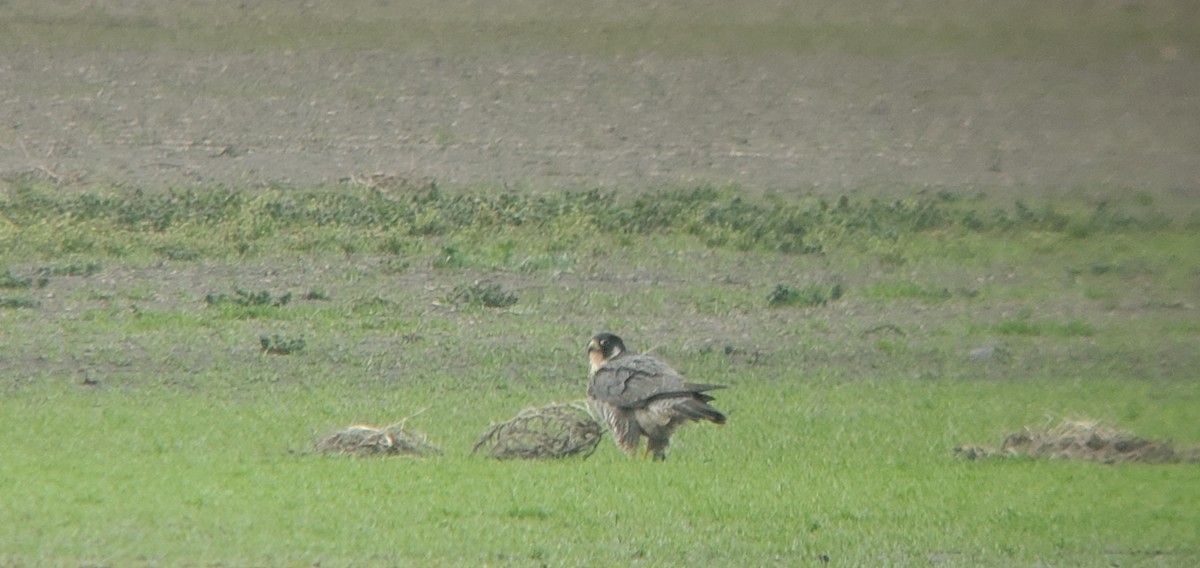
top-left (0, 184), bottom-right (1176, 261)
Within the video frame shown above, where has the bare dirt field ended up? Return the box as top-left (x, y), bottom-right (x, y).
top-left (1, 1), bottom-right (1197, 206)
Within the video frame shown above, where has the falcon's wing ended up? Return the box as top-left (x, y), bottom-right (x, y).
top-left (588, 354), bottom-right (689, 408)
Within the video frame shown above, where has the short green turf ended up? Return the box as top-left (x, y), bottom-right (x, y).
top-left (1, 183), bottom-right (1198, 566)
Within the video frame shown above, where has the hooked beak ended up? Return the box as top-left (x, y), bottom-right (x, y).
top-left (587, 338), bottom-right (601, 353)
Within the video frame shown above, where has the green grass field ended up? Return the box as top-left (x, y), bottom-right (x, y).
top-left (3, 377), bottom-right (1197, 566)
top-left (2, 0), bottom-right (1199, 564)
top-left (1, 183), bottom-right (1198, 566)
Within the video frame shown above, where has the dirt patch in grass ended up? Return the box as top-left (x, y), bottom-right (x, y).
top-left (955, 418), bottom-right (1200, 464)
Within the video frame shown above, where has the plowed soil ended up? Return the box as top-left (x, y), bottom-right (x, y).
top-left (1, 1), bottom-right (1197, 205)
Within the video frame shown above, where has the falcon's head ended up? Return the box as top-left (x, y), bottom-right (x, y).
top-left (587, 332), bottom-right (626, 372)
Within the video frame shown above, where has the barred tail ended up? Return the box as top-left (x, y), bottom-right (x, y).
top-left (676, 397), bottom-right (727, 425)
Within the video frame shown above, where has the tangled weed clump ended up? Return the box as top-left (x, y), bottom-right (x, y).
top-left (474, 403), bottom-right (603, 460)
top-left (0, 296), bottom-right (39, 309)
top-left (0, 270), bottom-right (48, 289)
top-left (205, 287), bottom-right (293, 308)
top-left (315, 420), bottom-right (441, 458)
top-left (259, 334), bottom-right (306, 355)
top-left (955, 418), bottom-right (1200, 464)
top-left (302, 289), bottom-right (330, 301)
top-left (35, 262), bottom-right (103, 278)
top-left (767, 282), bottom-right (844, 308)
top-left (448, 282), bottom-right (518, 309)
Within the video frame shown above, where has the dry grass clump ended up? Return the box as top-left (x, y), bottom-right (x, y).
top-left (315, 417), bottom-right (441, 458)
top-left (955, 418), bottom-right (1199, 464)
top-left (473, 402), bottom-right (603, 460)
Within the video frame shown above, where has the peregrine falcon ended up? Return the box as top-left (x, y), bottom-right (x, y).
top-left (587, 333), bottom-right (726, 460)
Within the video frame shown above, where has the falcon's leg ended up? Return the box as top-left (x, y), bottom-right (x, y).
top-left (646, 437), bottom-right (669, 461)
top-left (603, 407), bottom-right (642, 456)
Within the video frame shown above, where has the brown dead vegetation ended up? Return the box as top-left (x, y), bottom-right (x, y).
top-left (956, 418), bottom-right (1200, 464)
top-left (315, 418), bottom-right (441, 458)
top-left (473, 402), bottom-right (603, 460)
